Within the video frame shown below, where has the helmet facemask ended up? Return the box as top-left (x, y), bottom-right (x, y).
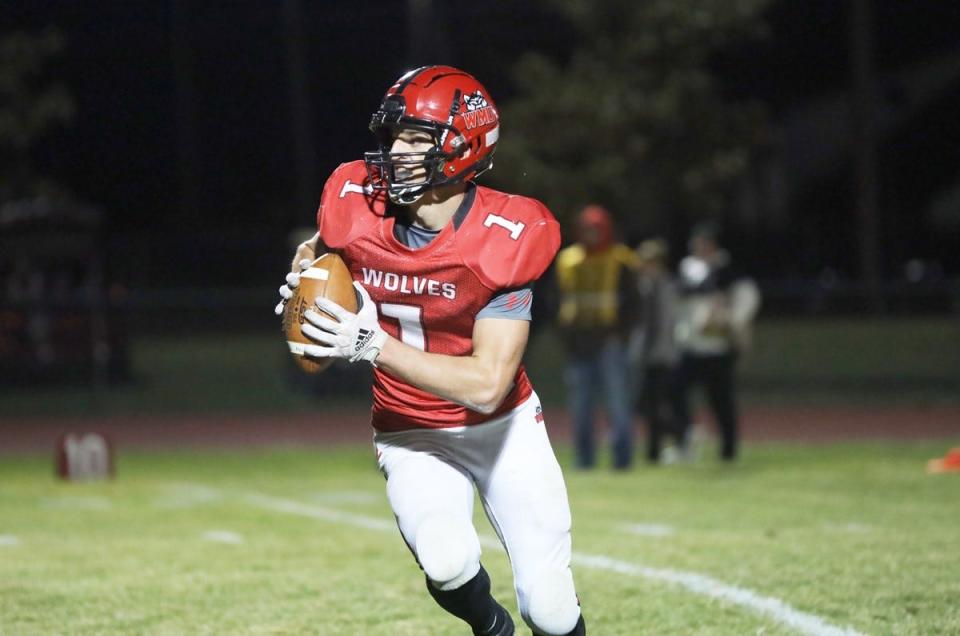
top-left (364, 122), bottom-right (455, 205)
top-left (364, 94), bottom-right (473, 205)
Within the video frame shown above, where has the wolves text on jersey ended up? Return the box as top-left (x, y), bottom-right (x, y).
top-left (361, 267), bottom-right (457, 300)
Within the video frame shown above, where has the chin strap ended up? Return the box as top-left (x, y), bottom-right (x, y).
top-left (390, 184), bottom-right (429, 205)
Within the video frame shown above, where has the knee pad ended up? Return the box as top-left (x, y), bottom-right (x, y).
top-left (415, 514), bottom-right (480, 590)
top-left (523, 569), bottom-right (581, 635)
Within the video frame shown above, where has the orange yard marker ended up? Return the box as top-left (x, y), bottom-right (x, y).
top-left (926, 448), bottom-right (960, 474)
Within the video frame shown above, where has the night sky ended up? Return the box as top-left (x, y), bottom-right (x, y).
top-left (7, 1), bottom-right (960, 286)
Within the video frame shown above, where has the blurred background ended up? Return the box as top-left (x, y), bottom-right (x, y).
top-left (1, 0), bottom-right (958, 441)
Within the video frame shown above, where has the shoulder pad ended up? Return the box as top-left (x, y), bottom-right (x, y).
top-left (460, 189), bottom-right (561, 290)
top-left (316, 160), bottom-right (386, 248)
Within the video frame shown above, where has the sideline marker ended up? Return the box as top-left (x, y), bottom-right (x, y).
top-left (56, 432), bottom-right (114, 481)
top-left (926, 447), bottom-right (960, 474)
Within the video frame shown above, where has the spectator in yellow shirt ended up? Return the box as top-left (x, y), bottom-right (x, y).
top-left (554, 205), bottom-right (639, 469)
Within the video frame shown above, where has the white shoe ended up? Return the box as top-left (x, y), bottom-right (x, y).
top-left (661, 446), bottom-right (679, 465)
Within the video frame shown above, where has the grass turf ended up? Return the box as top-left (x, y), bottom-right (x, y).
top-left (1, 440), bottom-right (958, 635)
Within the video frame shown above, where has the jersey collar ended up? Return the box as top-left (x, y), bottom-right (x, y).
top-left (451, 182), bottom-right (477, 231)
top-left (388, 182), bottom-right (477, 244)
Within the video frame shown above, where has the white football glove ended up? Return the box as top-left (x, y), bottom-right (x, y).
top-left (274, 259), bottom-right (313, 316)
top-left (301, 282), bottom-right (387, 364)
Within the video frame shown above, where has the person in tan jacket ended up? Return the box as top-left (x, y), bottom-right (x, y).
top-left (672, 222), bottom-right (760, 461)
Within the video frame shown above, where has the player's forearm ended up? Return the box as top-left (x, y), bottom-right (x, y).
top-left (374, 337), bottom-right (515, 414)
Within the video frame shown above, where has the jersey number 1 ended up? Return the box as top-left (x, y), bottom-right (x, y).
top-left (379, 303), bottom-right (425, 351)
top-left (483, 214), bottom-right (525, 240)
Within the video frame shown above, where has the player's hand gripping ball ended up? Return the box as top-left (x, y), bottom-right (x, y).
top-left (279, 253), bottom-right (358, 373)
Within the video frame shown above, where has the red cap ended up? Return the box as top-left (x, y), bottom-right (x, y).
top-left (577, 204), bottom-right (613, 252)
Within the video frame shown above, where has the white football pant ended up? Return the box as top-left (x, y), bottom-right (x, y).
top-left (374, 392), bottom-right (582, 635)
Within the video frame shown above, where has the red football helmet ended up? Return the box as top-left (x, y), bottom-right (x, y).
top-left (364, 66), bottom-right (500, 204)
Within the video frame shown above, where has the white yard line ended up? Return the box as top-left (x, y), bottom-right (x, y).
top-left (155, 483), bottom-right (223, 509)
top-left (203, 530), bottom-right (244, 545)
top-left (245, 493), bottom-right (396, 532)
top-left (309, 490), bottom-right (380, 505)
top-left (619, 522), bottom-right (676, 537)
top-left (572, 553), bottom-right (865, 636)
top-left (38, 496), bottom-right (112, 510)
top-left (238, 490), bottom-right (866, 636)
top-left (0, 534), bottom-right (20, 547)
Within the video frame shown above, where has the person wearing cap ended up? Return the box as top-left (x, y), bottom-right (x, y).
top-left (554, 205), bottom-right (640, 469)
top-left (673, 221), bottom-right (760, 461)
top-left (630, 238), bottom-right (682, 463)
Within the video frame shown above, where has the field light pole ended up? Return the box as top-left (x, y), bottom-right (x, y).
top-left (850, 0), bottom-right (883, 309)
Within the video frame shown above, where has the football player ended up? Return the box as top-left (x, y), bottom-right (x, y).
top-left (275, 66), bottom-right (586, 635)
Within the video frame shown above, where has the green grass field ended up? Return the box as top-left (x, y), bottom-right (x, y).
top-left (2, 441), bottom-right (959, 635)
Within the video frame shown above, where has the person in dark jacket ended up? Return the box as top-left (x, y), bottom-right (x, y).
top-left (630, 238), bottom-right (682, 463)
top-left (672, 222), bottom-right (760, 461)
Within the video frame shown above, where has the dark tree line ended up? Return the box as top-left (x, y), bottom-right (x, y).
top-left (490, 0), bottom-right (771, 243)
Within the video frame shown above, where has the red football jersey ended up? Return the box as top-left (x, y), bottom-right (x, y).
top-left (316, 161), bottom-right (561, 432)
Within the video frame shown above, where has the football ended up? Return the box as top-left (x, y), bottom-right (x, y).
top-left (282, 253), bottom-right (358, 373)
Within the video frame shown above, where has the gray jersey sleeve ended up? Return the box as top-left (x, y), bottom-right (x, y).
top-left (476, 286), bottom-right (534, 321)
